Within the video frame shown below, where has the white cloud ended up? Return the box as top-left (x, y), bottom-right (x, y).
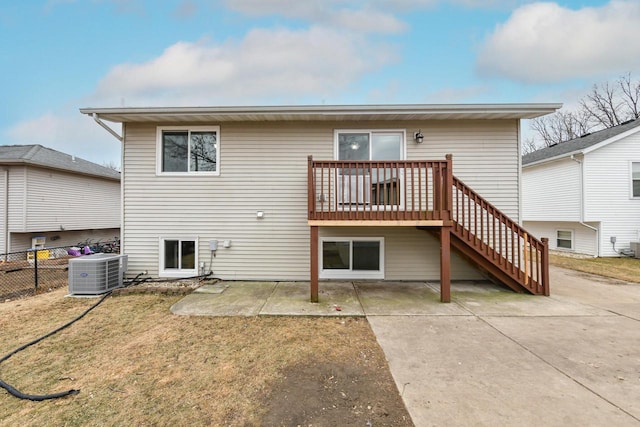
top-left (224, 0), bottom-right (534, 17)
top-left (477, 1), bottom-right (640, 83)
top-left (5, 112), bottom-right (122, 167)
top-left (223, 0), bottom-right (407, 33)
top-left (92, 27), bottom-right (397, 106)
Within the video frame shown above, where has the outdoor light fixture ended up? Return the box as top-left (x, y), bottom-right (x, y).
top-left (414, 130), bottom-right (424, 143)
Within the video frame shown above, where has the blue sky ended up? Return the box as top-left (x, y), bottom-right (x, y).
top-left (1, 0), bottom-right (639, 166)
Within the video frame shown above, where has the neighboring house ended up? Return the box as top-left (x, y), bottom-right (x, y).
top-left (0, 145), bottom-right (121, 254)
top-left (522, 119), bottom-right (640, 257)
top-left (81, 104), bottom-right (560, 301)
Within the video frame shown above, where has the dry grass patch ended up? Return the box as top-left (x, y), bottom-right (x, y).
top-left (550, 254), bottom-right (640, 283)
top-left (0, 289), bottom-right (412, 426)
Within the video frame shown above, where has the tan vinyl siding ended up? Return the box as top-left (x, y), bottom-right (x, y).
top-left (123, 120), bottom-right (519, 279)
top-left (522, 158), bottom-right (581, 222)
top-left (319, 227), bottom-right (480, 280)
top-left (411, 120), bottom-right (520, 220)
top-left (24, 167), bottom-right (120, 232)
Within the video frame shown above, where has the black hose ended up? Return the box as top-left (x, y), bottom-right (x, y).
top-left (1, 271), bottom-right (213, 401)
top-left (0, 291), bottom-right (112, 401)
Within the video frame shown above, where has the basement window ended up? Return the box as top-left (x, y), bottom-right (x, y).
top-left (632, 162), bottom-right (640, 197)
top-left (160, 238), bottom-right (197, 277)
top-left (320, 237), bottom-right (384, 279)
top-left (556, 230), bottom-right (573, 250)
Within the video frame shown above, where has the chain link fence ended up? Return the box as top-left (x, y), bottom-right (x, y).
top-left (0, 239), bottom-right (120, 302)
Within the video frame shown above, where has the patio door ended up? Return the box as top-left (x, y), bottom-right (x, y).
top-left (336, 131), bottom-right (404, 208)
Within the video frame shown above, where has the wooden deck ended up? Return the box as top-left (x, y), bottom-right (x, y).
top-left (308, 155), bottom-right (549, 303)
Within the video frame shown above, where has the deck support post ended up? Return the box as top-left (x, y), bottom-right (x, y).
top-left (440, 225), bottom-right (451, 303)
top-left (541, 237), bottom-right (550, 296)
top-left (310, 226), bottom-right (319, 302)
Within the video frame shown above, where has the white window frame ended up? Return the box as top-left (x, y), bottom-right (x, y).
top-left (334, 129), bottom-right (407, 161)
top-left (334, 129), bottom-right (406, 210)
top-left (630, 161), bottom-right (640, 199)
top-left (156, 126), bottom-right (220, 176)
top-left (319, 237), bottom-right (384, 279)
top-left (555, 229), bottom-right (574, 250)
top-left (159, 237), bottom-right (198, 277)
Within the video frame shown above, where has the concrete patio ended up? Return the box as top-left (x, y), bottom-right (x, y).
top-left (170, 266), bottom-right (640, 426)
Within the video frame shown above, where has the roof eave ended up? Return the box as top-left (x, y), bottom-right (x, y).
top-left (80, 103), bottom-right (562, 123)
top-left (0, 159), bottom-right (120, 181)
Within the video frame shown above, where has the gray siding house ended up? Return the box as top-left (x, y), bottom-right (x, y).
top-left (82, 104), bottom-right (560, 301)
top-left (523, 119), bottom-right (640, 257)
top-left (0, 145), bottom-right (121, 254)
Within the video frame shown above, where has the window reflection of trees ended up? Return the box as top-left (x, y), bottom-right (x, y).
top-left (162, 131), bottom-right (217, 172)
top-left (190, 132), bottom-right (216, 172)
top-left (163, 132), bottom-right (189, 172)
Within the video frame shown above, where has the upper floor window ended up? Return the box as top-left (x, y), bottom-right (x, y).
top-left (157, 126), bottom-right (219, 174)
top-left (632, 162), bottom-right (640, 198)
top-left (336, 130), bottom-right (404, 161)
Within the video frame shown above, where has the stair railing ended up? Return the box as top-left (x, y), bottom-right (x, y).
top-left (451, 176), bottom-right (549, 295)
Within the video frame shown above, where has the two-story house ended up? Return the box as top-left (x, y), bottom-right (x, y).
top-left (81, 104), bottom-right (560, 301)
top-left (523, 119), bottom-right (640, 257)
top-left (0, 144), bottom-right (120, 254)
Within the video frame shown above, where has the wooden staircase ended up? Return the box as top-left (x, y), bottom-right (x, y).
top-left (307, 155), bottom-right (550, 302)
top-left (446, 176), bottom-right (549, 295)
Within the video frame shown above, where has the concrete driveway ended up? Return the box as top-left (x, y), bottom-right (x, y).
top-left (170, 266), bottom-right (640, 426)
top-left (368, 266), bottom-right (640, 426)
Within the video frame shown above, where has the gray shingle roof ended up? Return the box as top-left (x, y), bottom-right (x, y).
top-left (0, 145), bottom-right (120, 181)
top-left (522, 119), bottom-right (640, 166)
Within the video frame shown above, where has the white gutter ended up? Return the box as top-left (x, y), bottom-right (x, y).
top-left (570, 154), bottom-right (599, 257)
top-left (93, 113), bottom-right (123, 142)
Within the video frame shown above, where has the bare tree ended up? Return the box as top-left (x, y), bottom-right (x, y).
top-left (522, 137), bottom-right (538, 155)
top-left (530, 110), bottom-right (592, 147)
top-left (619, 72), bottom-right (640, 120)
top-left (102, 161), bottom-right (121, 171)
top-left (530, 73), bottom-right (640, 150)
top-left (580, 80), bottom-right (622, 128)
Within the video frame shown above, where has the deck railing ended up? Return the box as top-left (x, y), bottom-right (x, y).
top-left (307, 155), bottom-right (549, 295)
top-left (451, 176), bottom-right (549, 295)
top-left (308, 155), bottom-right (452, 221)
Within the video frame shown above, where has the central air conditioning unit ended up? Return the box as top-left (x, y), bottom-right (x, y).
top-left (68, 253), bottom-right (128, 295)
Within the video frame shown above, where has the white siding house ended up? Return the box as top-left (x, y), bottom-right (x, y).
top-left (0, 145), bottom-right (121, 254)
top-left (82, 104), bottom-right (559, 299)
top-left (522, 119), bottom-right (640, 257)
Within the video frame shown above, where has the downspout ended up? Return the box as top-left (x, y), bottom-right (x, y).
top-left (92, 113), bottom-right (124, 254)
top-left (517, 119), bottom-right (522, 225)
top-left (120, 123), bottom-right (125, 257)
top-left (92, 113), bottom-right (123, 142)
top-left (2, 167), bottom-right (8, 255)
top-left (570, 154), bottom-right (600, 257)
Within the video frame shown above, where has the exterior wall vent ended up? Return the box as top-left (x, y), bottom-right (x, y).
top-left (68, 253), bottom-right (128, 295)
